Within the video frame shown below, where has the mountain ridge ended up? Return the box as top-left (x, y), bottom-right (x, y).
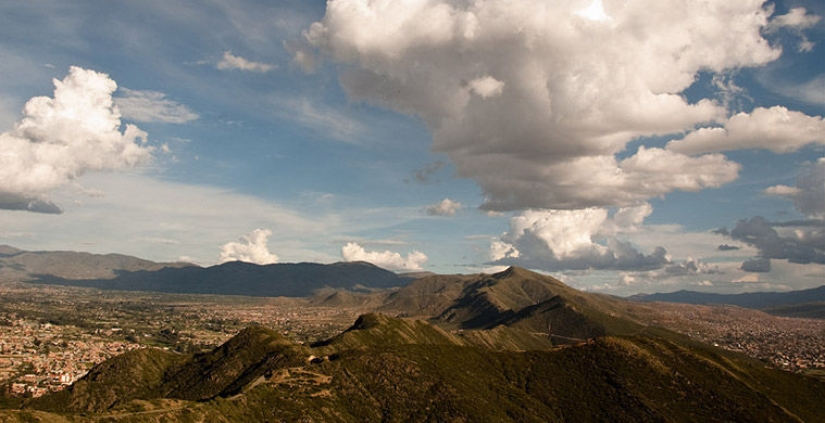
top-left (19, 312), bottom-right (825, 422)
top-left (0, 245), bottom-right (415, 297)
top-left (0, 245), bottom-right (191, 281)
top-left (631, 285), bottom-right (825, 309)
top-left (32, 260), bottom-right (415, 297)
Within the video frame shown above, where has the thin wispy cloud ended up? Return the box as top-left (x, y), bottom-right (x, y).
top-left (115, 88), bottom-right (199, 124)
top-left (274, 97), bottom-right (365, 143)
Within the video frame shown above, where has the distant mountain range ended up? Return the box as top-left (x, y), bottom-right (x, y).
top-left (5, 245), bottom-right (823, 317)
top-left (34, 260), bottom-right (416, 297)
top-left (1, 245), bottom-right (415, 297)
top-left (630, 286), bottom-right (825, 318)
top-left (0, 245), bottom-right (189, 281)
top-left (10, 267), bottom-right (824, 422)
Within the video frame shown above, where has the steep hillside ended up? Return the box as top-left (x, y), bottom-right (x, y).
top-left (159, 325), bottom-right (307, 401)
top-left (13, 314), bottom-right (825, 422)
top-left (432, 267), bottom-right (644, 344)
top-left (378, 273), bottom-right (481, 317)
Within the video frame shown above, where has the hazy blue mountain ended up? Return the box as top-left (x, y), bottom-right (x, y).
top-left (630, 285), bottom-right (825, 310)
top-left (31, 259), bottom-right (415, 297)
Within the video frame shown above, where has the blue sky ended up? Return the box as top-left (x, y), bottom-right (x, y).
top-left (0, 0), bottom-right (823, 295)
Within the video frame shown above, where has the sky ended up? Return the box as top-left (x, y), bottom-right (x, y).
top-left (0, 0), bottom-right (823, 296)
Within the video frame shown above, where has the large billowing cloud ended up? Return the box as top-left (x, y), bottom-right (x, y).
top-left (341, 242), bottom-right (427, 271)
top-left (0, 66), bottom-right (153, 213)
top-left (304, 0), bottom-right (818, 212)
top-left (490, 203), bottom-right (670, 271)
top-left (219, 229), bottom-right (280, 265)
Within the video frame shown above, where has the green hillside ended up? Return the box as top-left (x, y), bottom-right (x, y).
top-left (4, 267), bottom-right (823, 422)
top-left (4, 312), bottom-right (821, 422)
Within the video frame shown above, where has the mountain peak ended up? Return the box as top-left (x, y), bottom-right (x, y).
top-left (491, 266), bottom-right (567, 287)
top-left (493, 266), bottom-right (533, 278)
top-left (350, 312), bottom-right (393, 330)
top-left (0, 245), bottom-right (23, 256)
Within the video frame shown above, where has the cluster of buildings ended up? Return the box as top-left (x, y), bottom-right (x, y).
top-left (650, 305), bottom-right (825, 375)
top-left (0, 318), bottom-right (142, 397)
top-left (710, 322), bottom-right (825, 373)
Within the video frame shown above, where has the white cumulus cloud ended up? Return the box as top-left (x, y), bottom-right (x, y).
top-left (426, 198), bottom-right (462, 216)
top-left (219, 229), bottom-right (280, 265)
top-left (341, 242), bottom-right (427, 271)
top-left (0, 66), bottom-right (153, 212)
top-left (216, 51), bottom-right (276, 72)
top-left (667, 106), bottom-right (825, 154)
top-left (765, 7), bottom-right (821, 52)
top-left (304, 0), bottom-right (813, 211)
top-left (490, 204), bottom-right (669, 271)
